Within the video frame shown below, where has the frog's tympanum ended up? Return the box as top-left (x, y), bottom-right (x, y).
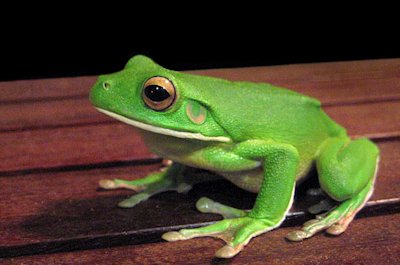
top-left (90, 55), bottom-right (379, 258)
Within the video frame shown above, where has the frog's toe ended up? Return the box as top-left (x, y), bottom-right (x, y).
top-left (325, 211), bottom-right (356, 235)
top-left (176, 183), bottom-right (192, 193)
top-left (163, 219), bottom-right (231, 242)
top-left (286, 218), bottom-right (336, 241)
top-left (326, 223), bottom-right (347, 235)
top-left (286, 230), bottom-right (308, 241)
top-left (117, 193), bottom-right (150, 208)
top-left (286, 216), bottom-right (334, 241)
top-left (195, 197), bottom-right (214, 213)
top-left (99, 179), bottom-right (117, 189)
top-left (215, 245), bottom-right (241, 259)
top-left (162, 231), bottom-right (187, 241)
top-left (99, 178), bottom-right (145, 192)
top-left (195, 197), bottom-right (247, 219)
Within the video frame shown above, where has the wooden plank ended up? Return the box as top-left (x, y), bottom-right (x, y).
top-left (325, 101), bottom-right (400, 139)
top-left (1, 100), bottom-right (399, 173)
top-left (188, 58), bottom-right (400, 84)
top-left (0, 76), bottom-right (96, 103)
top-left (4, 213), bottom-right (399, 264)
top-left (1, 59), bottom-right (399, 104)
top-left (189, 59), bottom-right (400, 106)
top-left (0, 139), bottom-right (399, 257)
top-left (0, 98), bottom-right (109, 132)
top-left (0, 124), bottom-right (155, 173)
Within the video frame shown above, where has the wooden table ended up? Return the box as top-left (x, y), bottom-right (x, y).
top-left (1, 59), bottom-right (400, 264)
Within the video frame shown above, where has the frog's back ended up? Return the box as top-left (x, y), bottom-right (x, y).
top-left (234, 81), bottom-right (320, 105)
top-left (175, 71), bottom-right (346, 144)
top-left (239, 81), bottom-right (346, 138)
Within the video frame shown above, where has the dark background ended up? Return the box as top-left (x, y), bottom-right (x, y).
top-left (2, 44), bottom-right (399, 81)
top-left (1, 23), bottom-right (399, 81)
top-left (1, 3), bottom-right (399, 81)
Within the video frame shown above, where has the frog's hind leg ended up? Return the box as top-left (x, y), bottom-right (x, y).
top-left (287, 137), bottom-right (379, 241)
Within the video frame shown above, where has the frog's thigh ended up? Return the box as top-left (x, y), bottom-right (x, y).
top-left (287, 138), bottom-right (379, 241)
top-left (317, 137), bottom-right (379, 201)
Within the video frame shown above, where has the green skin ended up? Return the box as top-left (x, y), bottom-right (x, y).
top-left (90, 55), bottom-right (380, 258)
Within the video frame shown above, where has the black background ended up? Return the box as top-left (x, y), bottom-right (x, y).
top-left (1, 17), bottom-right (399, 81)
top-left (2, 42), bottom-right (398, 81)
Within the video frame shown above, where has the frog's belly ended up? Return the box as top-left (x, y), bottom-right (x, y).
top-left (140, 130), bottom-right (314, 192)
top-left (216, 161), bottom-right (313, 193)
top-left (216, 168), bottom-right (264, 193)
top-left (140, 131), bottom-right (260, 172)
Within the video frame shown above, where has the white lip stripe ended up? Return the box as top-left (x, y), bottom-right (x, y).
top-left (95, 108), bottom-right (231, 143)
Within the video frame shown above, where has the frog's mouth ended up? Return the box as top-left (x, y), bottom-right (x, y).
top-left (96, 108), bottom-right (231, 143)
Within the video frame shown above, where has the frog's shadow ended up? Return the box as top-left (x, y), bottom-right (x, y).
top-left (20, 169), bottom-right (322, 240)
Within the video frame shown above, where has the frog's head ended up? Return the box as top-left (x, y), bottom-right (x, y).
top-left (90, 55), bottom-right (231, 142)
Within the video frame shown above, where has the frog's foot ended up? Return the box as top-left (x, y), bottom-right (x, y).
top-left (117, 180), bottom-right (192, 208)
top-left (195, 197), bottom-right (248, 219)
top-left (99, 172), bottom-right (192, 208)
top-left (163, 216), bottom-right (276, 258)
top-left (286, 209), bottom-right (354, 241)
top-left (286, 182), bottom-right (372, 241)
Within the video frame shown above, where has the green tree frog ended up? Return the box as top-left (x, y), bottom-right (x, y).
top-left (90, 55), bottom-right (379, 258)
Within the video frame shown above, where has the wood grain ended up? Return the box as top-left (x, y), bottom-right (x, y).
top-left (189, 59), bottom-right (400, 106)
top-left (0, 124), bottom-right (154, 173)
top-left (0, 139), bottom-right (399, 258)
top-left (325, 101), bottom-right (400, 139)
top-left (0, 98), bottom-right (109, 132)
top-left (0, 76), bottom-right (96, 103)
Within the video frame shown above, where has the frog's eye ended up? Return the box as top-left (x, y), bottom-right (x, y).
top-left (142, 76), bottom-right (176, 111)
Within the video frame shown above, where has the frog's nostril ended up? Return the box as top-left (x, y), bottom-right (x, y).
top-left (102, 81), bottom-right (111, 90)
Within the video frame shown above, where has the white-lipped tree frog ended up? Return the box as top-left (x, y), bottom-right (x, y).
top-left (90, 55), bottom-right (379, 258)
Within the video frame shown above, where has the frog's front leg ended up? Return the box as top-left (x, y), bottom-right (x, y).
top-left (99, 163), bottom-right (191, 208)
top-left (163, 141), bottom-right (299, 258)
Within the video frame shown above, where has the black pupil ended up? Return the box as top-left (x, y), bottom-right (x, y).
top-left (144, 85), bottom-right (170, 102)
